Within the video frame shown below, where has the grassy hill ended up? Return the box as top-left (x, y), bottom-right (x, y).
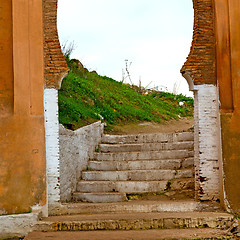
top-left (58, 60), bottom-right (193, 131)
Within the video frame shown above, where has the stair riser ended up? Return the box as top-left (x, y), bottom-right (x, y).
top-left (99, 142), bottom-right (194, 153)
top-left (88, 158), bottom-right (194, 171)
top-left (82, 169), bottom-right (193, 181)
top-left (94, 150), bottom-right (194, 161)
top-left (102, 132), bottom-right (194, 144)
top-left (35, 216), bottom-right (233, 232)
top-left (77, 179), bottom-right (193, 193)
top-left (73, 193), bottom-right (127, 203)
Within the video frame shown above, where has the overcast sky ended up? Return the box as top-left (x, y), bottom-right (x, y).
top-left (57, 0), bottom-right (194, 96)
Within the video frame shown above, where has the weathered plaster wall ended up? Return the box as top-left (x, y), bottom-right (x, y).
top-left (59, 122), bottom-right (104, 202)
top-left (0, 1), bottom-right (13, 116)
top-left (193, 85), bottom-right (221, 201)
top-left (215, 0), bottom-right (240, 215)
top-left (0, 0), bottom-right (46, 215)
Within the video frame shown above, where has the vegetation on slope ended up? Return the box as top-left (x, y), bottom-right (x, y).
top-left (58, 60), bottom-right (193, 131)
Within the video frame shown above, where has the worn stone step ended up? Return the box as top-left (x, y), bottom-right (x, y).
top-left (99, 141), bottom-right (194, 153)
top-left (88, 158), bottom-right (194, 171)
top-left (72, 192), bottom-right (127, 203)
top-left (58, 200), bottom-right (217, 215)
top-left (77, 178), bottom-right (194, 193)
top-left (82, 169), bottom-right (193, 181)
top-left (93, 150), bottom-right (194, 161)
top-left (102, 132), bottom-right (194, 144)
top-left (55, 200), bottom-right (222, 216)
top-left (34, 212), bottom-right (233, 232)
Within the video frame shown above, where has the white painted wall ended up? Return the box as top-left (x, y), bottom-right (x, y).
top-left (59, 121), bottom-right (104, 202)
top-left (194, 84), bottom-right (221, 201)
top-left (44, 89), bottom-right (61, 209)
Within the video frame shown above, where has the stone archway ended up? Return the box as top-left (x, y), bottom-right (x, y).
top-left (1, 0), bottom-right (240, 221)
top-left (181, 0), bottom-right (222, 203)
top-left (182, 0), bottom-right (240, 216)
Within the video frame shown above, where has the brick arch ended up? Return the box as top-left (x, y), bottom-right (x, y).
top-left (181, 0), bottom-right (240, 216)
top-left (181, 0), bottom-right (216, 86)
top-left (43, 0), bottom-right (69, 89)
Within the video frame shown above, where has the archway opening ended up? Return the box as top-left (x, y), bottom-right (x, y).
top-left (56, 0), bottom-right (196, 204)
top-left (57, 0), bottom-right (194, 97)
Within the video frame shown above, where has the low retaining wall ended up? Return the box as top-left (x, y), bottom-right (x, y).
top-left (0, 207), bottom-right (41, 238)
top-left (59, 121), bottom-right (104, 202)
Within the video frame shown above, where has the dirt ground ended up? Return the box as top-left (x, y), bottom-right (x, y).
top-left (25, 228), bottom-right (229, 240)
top-left (108, 117), bottom-right (194, 135)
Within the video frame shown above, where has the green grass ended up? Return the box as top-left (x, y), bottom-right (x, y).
top-left (58, 60), bottom-right (193, 130)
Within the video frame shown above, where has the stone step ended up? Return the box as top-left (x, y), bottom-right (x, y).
top-left (26, 228), bottom-right (230, 240)
top-left (102, 132), bottom-right (194, 144)
top-left (93, 149), bottom-right (194, 161)
top-left (88, 158), bottom-right (193, 171)
top-left (99, 141), bottom-right (194, 153)
top-left (58, 200), bottom-right (217, 215)
top-left (72, 192), bottom-right (127, 203)
top-left (77, 178), bottom-right (194, 193)
top-left (82, 169), bottom-right (193, 181)
top-left (34, 212), bottom-right (233, 232)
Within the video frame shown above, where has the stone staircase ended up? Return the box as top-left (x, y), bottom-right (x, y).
top-left (28, 131), bottom-right (235, 239)
top-left (73, 131), bottom-right (195, 203)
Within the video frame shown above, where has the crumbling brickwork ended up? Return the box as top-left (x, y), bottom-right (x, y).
top-left (43, 0), bottom-right (68, 89)
top-left (181, 0), bottom-right (216, 85)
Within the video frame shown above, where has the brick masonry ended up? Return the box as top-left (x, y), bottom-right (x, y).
top-left (182, 1), bottom-right (221, 201)
top-left (43, 0), bottom-right (69, 89)
top-left (181, 0), bottom-right (216, 86)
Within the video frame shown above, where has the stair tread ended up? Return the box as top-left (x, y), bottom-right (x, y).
top-left (78, 179), bottom-right (192, 182)
top-left (67, 199), bottom-right (210, 213)
top-left (82, 169), bottom-right (193, 173)
top-left (89, 157), bottom-right (194, 161)
top-left (42, 211), bottom-right (232, 222)
top-left (100, 140), bottom-right (194, 146)
top-left (95, 149), bottom-right (192, 154)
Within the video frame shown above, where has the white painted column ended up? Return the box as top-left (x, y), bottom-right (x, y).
top-left (193, 90), bottom-right (200, 198)
top-left (194, 84), bottom-right (221, 201)
top-left (44, 89), bottom-right (60, 210)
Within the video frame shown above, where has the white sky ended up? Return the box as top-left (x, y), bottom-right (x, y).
top-left (57, 0), bottom-right (194, 97)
